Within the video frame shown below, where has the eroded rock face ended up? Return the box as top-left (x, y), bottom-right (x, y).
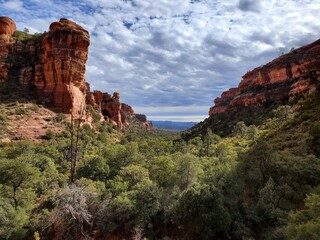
top-left (209, 39), bottom-right (320, 116)
top-left (121, 103), bottom-right (134, 128)
top-left (135, 114), bottom-right (153, 128)
top-left (0, 16), bottom-right (16, 82)
top-left (121, 103), bottom-right (134, 116)
top-left (86, 91), bottom-right (152, 129)
top-left (37, 18), bottom-right (90, 117)
top-left (87, 91), bottom-right (123, 128)
top-left (101, 92), bottom-right (122, 129)
top-left (2, 16), bottom-right (152, 131)
top-left (0, 16), bottom-right (16, 35)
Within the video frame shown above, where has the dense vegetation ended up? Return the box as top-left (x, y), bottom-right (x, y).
top-left (1, 91), bottom-right (320, 239)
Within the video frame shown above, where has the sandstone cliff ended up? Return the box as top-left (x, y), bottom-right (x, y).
top-left (86, 89), bottom-right (152, 129)
top-left (209, 39), bottom-right (320, 117)
top-left (18, 18), bottom-right (90, 117)
top-left (0, 16), bottom-right (16, 83)
top-left (0, 16), bottom-right (151, 132)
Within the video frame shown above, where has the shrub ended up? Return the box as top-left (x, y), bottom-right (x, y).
top-left (43, 130), bottom-right (55, 140)
top-left (0, 113), bottom-right (7, 123)
top-left (55, 113), bottom-right (66, 123)
top-left (15, 108), bottom-right (27, 115)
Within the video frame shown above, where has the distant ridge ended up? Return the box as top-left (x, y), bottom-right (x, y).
top-left (152, 121), bottom-right (197, 131)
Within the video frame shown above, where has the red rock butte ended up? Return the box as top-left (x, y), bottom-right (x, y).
top-left (0, 16), bottom-right (151, 129)
top-left (209, 38), bottom-right (320, 116)
top-left (39, 18), bottom-right (90, 117)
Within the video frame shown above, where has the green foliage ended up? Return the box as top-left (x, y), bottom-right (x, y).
top-left (272, 105), bottom-right (292, 122)
top-left (286, 192), bottom-right (320, 239)
top-left (308, 122), bottom-right (320, 156)
top-left (0, 112), bottom-right (7, 123)
top-left (0, 199), bottom-right (29, 239)
top-left (1, 91), bottom-right (320, 239)
top-left (175, 184), bottom-right (231, 239)
top-left (44, 129), bottom-right (55, 140)
top-left (14, 107), bottom-right (28, 115)
top-left (54, 112), bottom-right (66, 123)
top-left (233, 121), bottom-right (248, 137)
top-left (86, 104), bottom-right (101, 124)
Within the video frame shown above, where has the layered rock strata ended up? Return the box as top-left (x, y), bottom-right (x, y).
top-left (1, 16), bottom-right (151, 130)
top-left (38, 18), bottom-right (89, 116)
top-left (87, 90), bottom-right (152, 129)
top-left (0, 16), bottom-right (16, 82)
top-left (209, 39), bottom-right (320, 116)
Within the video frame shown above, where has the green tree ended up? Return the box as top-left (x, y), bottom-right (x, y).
top-left (174, 153), bottom-right (202, 191)
top-left (247, 124), bottom-right (258, 142)
top-left (286, 193), bottom-right (320, 239)
top-left (308, 123), bottom-right (320, 156)
top-left (0, 158), bottom-right (41, 209)
top-left (201, 128), bottom-right (220, 156)
top-left (175, 184), bottom-right (231, 240)
top-left (233, 121), bottom-right (248, 137)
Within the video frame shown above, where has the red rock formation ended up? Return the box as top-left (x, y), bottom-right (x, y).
top-left (101, 92), bottom-right (122, 129)
top-left (94, 91), bottom-right (103, 105)
top-left (87, 91), bottom-right (123, 128)
top-left (289, 79), bottom-right (317, 98)
top-left (121, 103), bottom-right (135, 128)
top-left (0, 16), bottom-right (16, 35)
top-left (135, 114), bottom-right (153, 128)
top-left (2, 16), bottom-right (152, 131)
top-left (0, 16), bottom-right (16, 82)
top-left (35, 18), bottom-right (90, 117)
top-left (209, 106), bottom-right (227, 115)
top-left (209, 38), bottom-right (320, 117)
top-left (121, 103), bottom-right (134, 116)
top-left (85, 90), bottom-right (152, 129)
top-left (230, 93), bottom-right (266, 107)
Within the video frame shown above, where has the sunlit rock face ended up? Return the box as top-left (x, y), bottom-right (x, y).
top-left (38, 18), bottom-right (90, 117)
top-left (0, 17), bottom-right (16, 82)
top-left (2, 16), bottom-right (151, 129)
top-left (209, 39), bottom-right (320, 116)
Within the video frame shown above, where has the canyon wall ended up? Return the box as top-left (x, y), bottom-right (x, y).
top-left (209, 39), bottom-right (320, 117)
top-left (0, 17), bottom-right (16, 83)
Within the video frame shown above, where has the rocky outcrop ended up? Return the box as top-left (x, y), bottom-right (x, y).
top-left (1, 16), bottom-right (152, 131)
top-left (86, 91), bottom-right (123, 128)
top-left (0, 16), bottom-right (16, 35)
top-left (135, 114), bottom-right (153, 128)
top-left (37, 18), bottom-right (90, 117)
top-left (121, 103), bottom-right (134, 116)
top-left (87, 90), bottom-right (152, 129)
top-left (11, 18), bottom-right (89, 117)
top-left (0, 16), bottom-right (16, 82)
top-left (121, 103), bottom-right (134, 128)
top-left (209, 39), bottom-right (320, 116)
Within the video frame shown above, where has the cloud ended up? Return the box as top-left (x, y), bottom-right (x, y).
top-left (238, 0), bottom-right (262, 12)
top-left (1, 0), bottom-right (320, 121)
top-left (1, 0), bottom-right (26, 12)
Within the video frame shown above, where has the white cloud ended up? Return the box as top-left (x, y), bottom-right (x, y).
top-left (1, 0), bottom-right (26, 12)
top-left (2, 0), bottom-right (320, 121)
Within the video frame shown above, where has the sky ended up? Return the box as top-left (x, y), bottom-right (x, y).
top-left (1, 0), bottom-right (320, 122)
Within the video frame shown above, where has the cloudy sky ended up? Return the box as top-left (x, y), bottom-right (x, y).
top-left (1, 0), bottom-right (320, 121)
